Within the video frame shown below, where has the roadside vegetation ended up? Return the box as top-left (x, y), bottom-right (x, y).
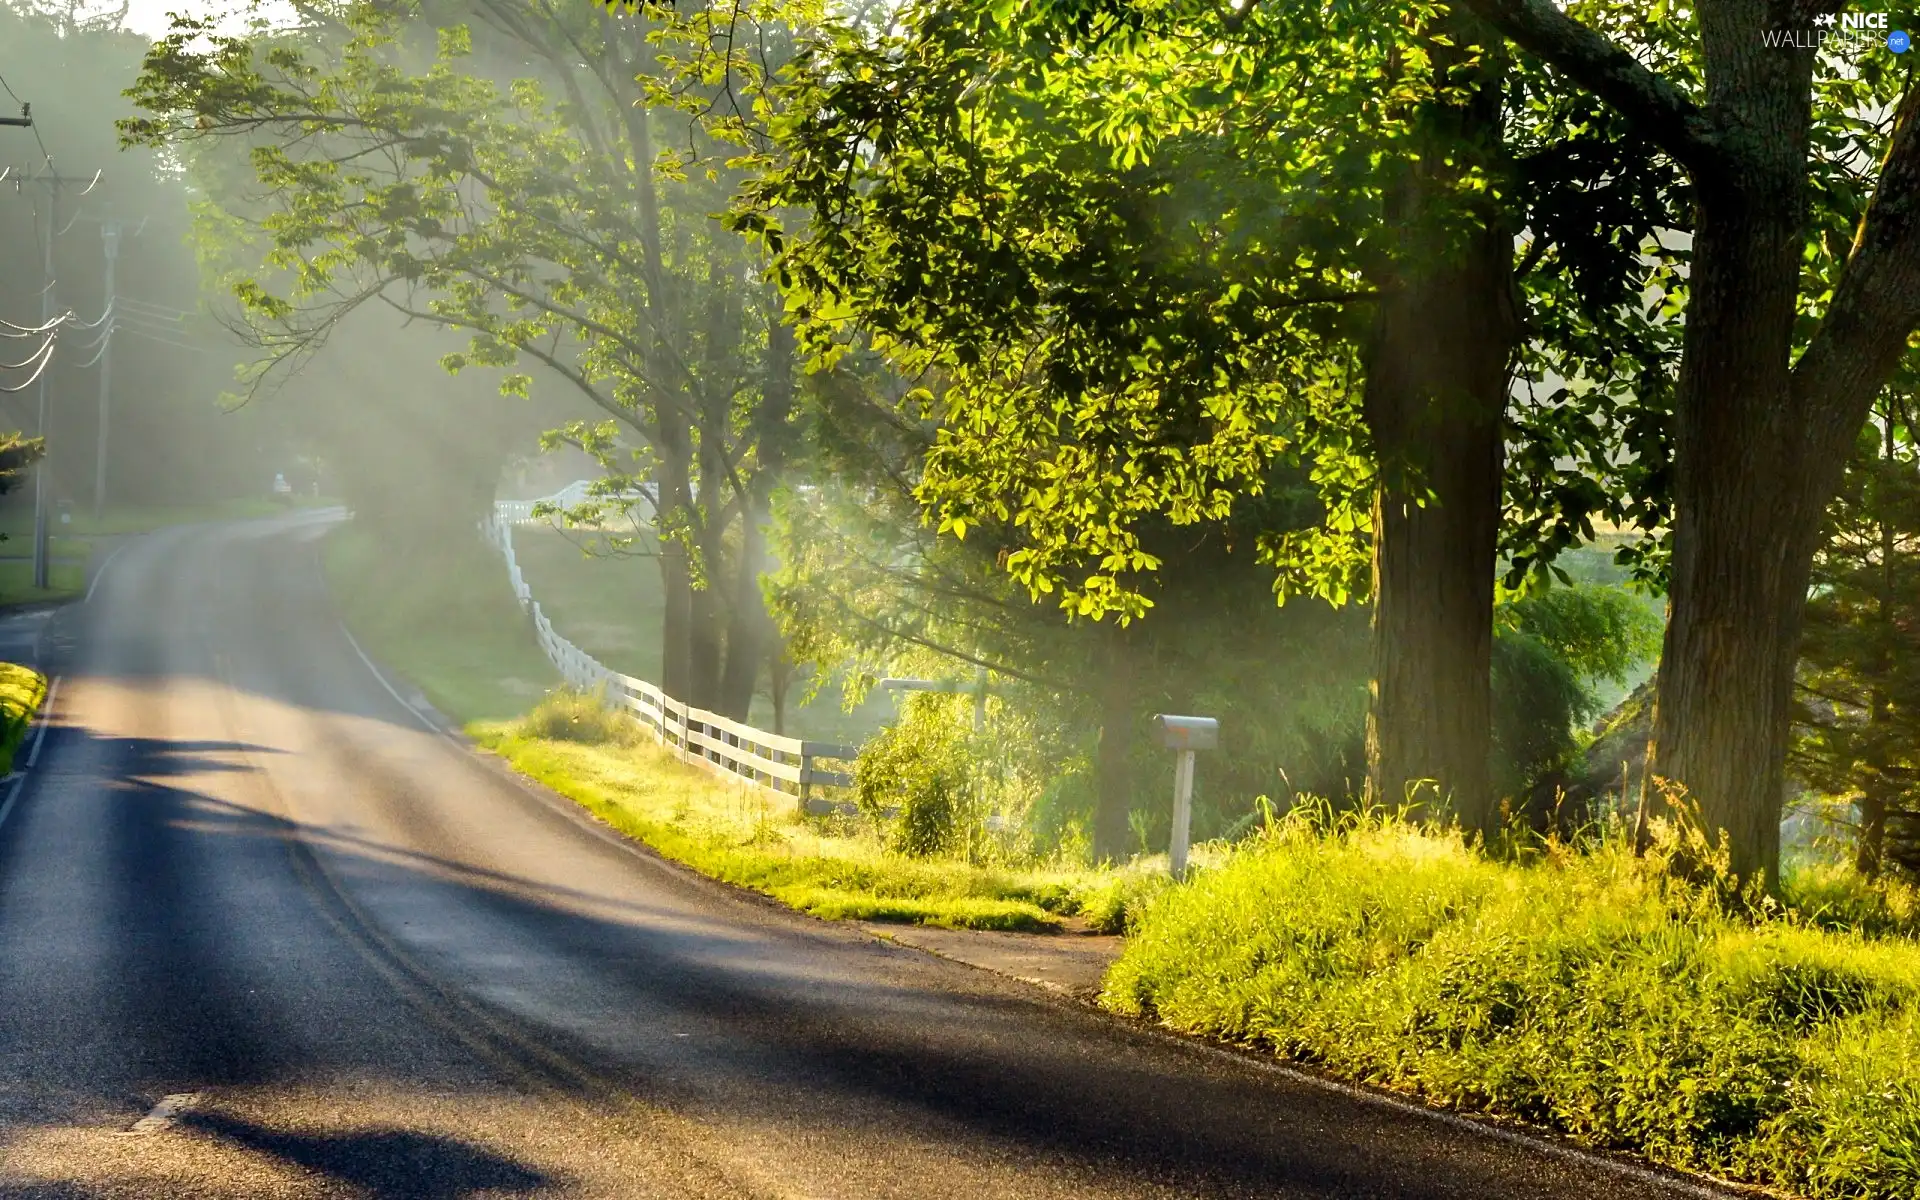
top-left (328, 535), bottom-right (1157, 931)
top-left (0, 662), bottom-right (47, 774)
top-left (475, 690), bottom-right (1162, 931)
top-left (1107, 810), bottom-right (1920, 1199)
top-left (0, 561), bottom-right (86, 608)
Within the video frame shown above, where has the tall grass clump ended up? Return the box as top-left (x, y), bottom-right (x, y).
top-left (1104, 808), bottom-right (1920, 1198)
top-left (518, 687), bottom-right (637, 746)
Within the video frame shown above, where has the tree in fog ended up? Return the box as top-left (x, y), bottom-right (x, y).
top-left (0, 0), bottom-right (277, 512)
top-left (125, 0), bottom-right (804, 717)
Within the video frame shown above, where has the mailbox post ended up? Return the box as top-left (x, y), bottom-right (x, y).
top-left (1152, 714), bottom-right (1218, 880)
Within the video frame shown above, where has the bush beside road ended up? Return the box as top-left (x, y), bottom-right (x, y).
top-left (1105, 810), bottom-right (1920, 1200)
top-left (0, 662), bottom-right (48, 773)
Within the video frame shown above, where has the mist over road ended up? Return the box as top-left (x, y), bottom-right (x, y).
top-left (0, 514), bottom-right (1712, 1198)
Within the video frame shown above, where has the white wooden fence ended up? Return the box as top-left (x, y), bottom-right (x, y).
top-left (494, 480), bottom-right (655, 527)
top-left (483, 498), bottom-right (859, 807)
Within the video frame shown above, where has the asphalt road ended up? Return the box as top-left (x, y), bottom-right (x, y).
top-left (0, 514), bottom-right (1725, 1199)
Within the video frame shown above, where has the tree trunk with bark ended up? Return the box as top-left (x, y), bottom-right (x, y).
top-left (1362, 12), bottom-right (1516, 840)
top-left (717, 500), bottom-right (775, 720)
top-left (656, 431), bottom-right (696, 703)
top-left (1644, 43), bottom-right (1824, 892)
top-left (1091, 627), bottom-right (1139, 863)
top-left (1461, 2), bottom-right (1920, 889)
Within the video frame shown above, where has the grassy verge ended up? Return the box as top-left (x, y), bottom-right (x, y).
top-left (473, 694), bottom-right (1159, 931)
top-left (0, 560), bottom-right (86, 607)
top-left (0, 663), bottom-right (49, 772)
top-left (324, 524), bottom-right (557, 722)
top-left (0, 496), bottom-right (337, 543)
top-left (1104, 811), bottom-right (1920, 1199)
top-left (324, 525), bottom-right (1148, 931)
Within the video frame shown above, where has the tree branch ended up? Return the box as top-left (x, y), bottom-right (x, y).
top-left (1461, 0), bottom-right (1720, 176)
top-left (1795, 85), bottom-right (1920, 449)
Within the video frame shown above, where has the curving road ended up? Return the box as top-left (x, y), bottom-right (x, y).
top-left (0, 514), bottom-right (1722, 1199)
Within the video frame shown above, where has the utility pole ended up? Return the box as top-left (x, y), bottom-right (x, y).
top-left (30, 172), bottom-right (58, 591)
top-left (6, 165), bottom-right (103, 589)
top-left (94, 221), bottom-right (116, 520)
top-left (89, 216), bottom-right (144, 519)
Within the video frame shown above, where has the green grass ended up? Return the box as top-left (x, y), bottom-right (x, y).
top-left (1104, 810), bottom-right (1920, 1199)
top-left (323, 523), bottom-right (558, 722)
top-left (0, 560), bottom-right (86, 607)
top-left (0, 662), bottom-right (48, 773)
top-left (474, 691), bottom-right (1161, 931)
top-left (0, 496), bottom-right (338, 543)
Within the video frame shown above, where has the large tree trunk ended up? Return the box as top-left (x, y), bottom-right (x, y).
top-left (717, 291), bottom-right (799, 723)
top-left (687, 563), bottom-right (725, 710)
top-left (1649, 55), bottom-right (1817, 892)
top-left (1091, 627), bottom-right (1138, 863)
top-left (717, 498), bottom-right (775, 720)
top-left (1362, 12), bottom-right (1515, 840)
top-left (656, 431), bottom-right (696, 703)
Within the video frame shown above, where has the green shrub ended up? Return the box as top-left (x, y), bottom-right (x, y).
top-left (853, 691), bottom-right (977, 856)
top-left (1492, 583), bottom-right (1663, 804)
top-left (1105, 811), bottom-right (1920, 1198)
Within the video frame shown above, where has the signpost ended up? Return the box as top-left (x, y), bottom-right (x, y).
top-left (1152, 714), bottom-right (1218, 880)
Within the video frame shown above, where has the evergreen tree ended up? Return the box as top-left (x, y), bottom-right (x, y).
top-left (1794, 379), bottom-right (1920, 879)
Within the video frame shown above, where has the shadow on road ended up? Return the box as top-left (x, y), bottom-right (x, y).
top-left (182, 1110), bottom-right (557, 1198)
top-left (0, 522), bottom-right (1697, 1200)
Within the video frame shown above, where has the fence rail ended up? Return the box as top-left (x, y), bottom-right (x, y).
top-left (495, 481), bottom-right (655, 527)
top-left (483, 499), bottom-right (858, 804)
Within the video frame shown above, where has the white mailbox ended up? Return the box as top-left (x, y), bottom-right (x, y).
top-left (1154, 714), bottom-right (1219, 752)
top-left (1151, 714), bottom-right (1218, 879)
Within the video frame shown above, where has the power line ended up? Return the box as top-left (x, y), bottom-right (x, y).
top-left (0, 72), bottom-right (29, 131)
top-left (0, 337), bottom-right (54, 371)
top-left (0, 313), bottom-right (67, 336)
top-left (0, 338), bottom-right (55, 393)
top-left (3, 165), bottom-right (105, 589)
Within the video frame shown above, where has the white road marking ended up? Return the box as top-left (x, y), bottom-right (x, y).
top-left (83, 538), bottom-right (134, 605)
top-left (0, 772), bottom-right (24, 833)
top-left (338, 622), bottom-right (443, 735)
top-left (120, 1092), bottom-right (201, 1136)
top-left (24, 674), bottom-right (60, 769)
